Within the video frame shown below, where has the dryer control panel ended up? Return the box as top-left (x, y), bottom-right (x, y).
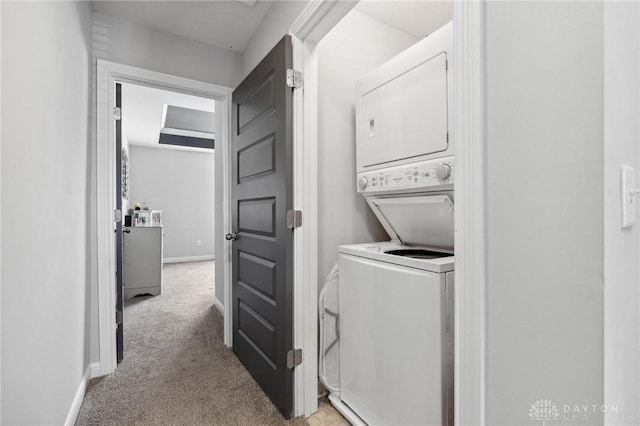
top-left (357, 156), bottom-right (454, 194)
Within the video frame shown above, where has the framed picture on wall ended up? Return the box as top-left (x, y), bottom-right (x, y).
top-left (121, 148), bottom-right (129, 200)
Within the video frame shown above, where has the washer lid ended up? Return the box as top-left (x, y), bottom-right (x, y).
top-left (367, 194), bottom-right (454, 252)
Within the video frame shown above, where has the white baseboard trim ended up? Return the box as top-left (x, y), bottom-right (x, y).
top-left (214, 297), bottom-right (225, 315)
top-left (89, 362), bottom-right (102, 379)
top-left (328, 393), bottom-right (366, 426)
top-left (64, 364), bottom-right (91, 426)
top-left (163, 255), bottom-right (215, 264)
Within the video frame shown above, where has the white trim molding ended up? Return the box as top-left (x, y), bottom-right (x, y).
top-left (290, 0), bottom-right (358, 44)
top-left (163, 255), bottom-right (215, 264)
top-left (453, 2), bottom-right (487, 425)
top-left (96, 60), bottom-right (233, 376)
top-left (289, 0), bottom-right (358, 418)
top-left (213, 297), bottom-right (225, 315)
top-left (64, 365), bottom-right (91, 426)
top-left (89, 362), bottom-right (102, 379)
top-left (0, 2), bottom-right (3, 421)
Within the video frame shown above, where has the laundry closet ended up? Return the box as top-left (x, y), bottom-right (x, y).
top-left (316, 2), bottom-right (454, 425)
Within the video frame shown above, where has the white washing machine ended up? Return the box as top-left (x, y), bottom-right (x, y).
top-left (333, 159), bottom-right (455, 426)
top-left (327, 22), bottom-right (455, 426)
top-left (335, 243), bottom-right (453, 426)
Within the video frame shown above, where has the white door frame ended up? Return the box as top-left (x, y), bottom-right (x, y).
top-left (289, 1), bottom-right (360, 416)
top-left (452, 2), bottom-right (487, 425)
top-left (288, 0), bottom-right (487, 422)
top-left (0, 3), bottom-right (3, 421)
top-left (95, 60), bottom-right (233, 376)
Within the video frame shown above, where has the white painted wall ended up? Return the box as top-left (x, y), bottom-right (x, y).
top-left (316, 10), bottom-right (419, 286)
top-left (1, 1), bottom-right (92, 424)
top-left (485, 2), bottom-right (605, 424)
top-left (90, 14), bottom-right (238, 362)
top-left (0, 2), bottom-right (4, 421)
top-left (129, 146), bottom-right (215, 261)
top-left (240, 0), bottom-right (310, 79)
top-left (93, 12), bottom-right (242, 88)
top-left (603, 2), bottom-right (640, 424)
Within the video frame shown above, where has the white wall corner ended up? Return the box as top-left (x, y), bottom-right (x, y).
top-left (213, 297), bottom-right (225, 315)
top-left (0, 1), bottom-right (3, 422)
top-left (64, 365), bottom-right (91, 426)
top-left (289, 0), bottom-right (358, 44)
top-left (89, 362), bottom-right (102, 379)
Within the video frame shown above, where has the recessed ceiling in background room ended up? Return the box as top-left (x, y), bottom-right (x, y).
top-left (355, 0), bottom-right (453, 38)
top-left (91, 0), bottom-right (273, 52)
top-left (122, 83), bottom-right (216, 148)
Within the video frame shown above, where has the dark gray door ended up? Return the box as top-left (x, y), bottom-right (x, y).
top-left (115, 82), bottom-right (124, 363)
top-left (230, 35), bottom-right (294, 418)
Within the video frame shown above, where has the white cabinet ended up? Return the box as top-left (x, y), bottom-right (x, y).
top-left (123, 226), bottom-right (163, 299)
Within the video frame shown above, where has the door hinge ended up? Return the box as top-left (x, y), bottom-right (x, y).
top-left (113, 107), bottom-right (122, 120)
top-left (286, 210), bottom-right (302, 229)
top-left (114, 209), bottom-right (122, 223)
top-left (287, 348), bottom-right (302, 369)
top-left (116, 311), bottom-right (123, 325)
top-left (286, 69), bottom-right (303, 89)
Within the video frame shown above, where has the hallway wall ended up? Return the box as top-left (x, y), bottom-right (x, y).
top-left (92, 12), bottom-right (242, 88)
top-left (240, 0), bottom-right (309, 80)
top-left (485, 2), bottom-right (605, 424)
top-left (1, 1), bottom-right (93, 424)
top-left (603, 1), bottom-right (640, 422)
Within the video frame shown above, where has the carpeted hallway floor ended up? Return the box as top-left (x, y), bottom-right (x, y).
top-left (76, 261), bottom-right (308, 426)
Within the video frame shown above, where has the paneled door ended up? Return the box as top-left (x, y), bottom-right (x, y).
top-left (229, 35), bottom-right (294, 418)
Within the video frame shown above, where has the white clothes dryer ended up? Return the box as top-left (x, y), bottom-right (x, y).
top-left (355, 22), bottom-right (453, 174)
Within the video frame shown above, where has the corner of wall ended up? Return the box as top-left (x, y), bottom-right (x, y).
top-left (0, 1), bottom-right (3, 422)
top-left (240, 0), bottom-right (311, 79)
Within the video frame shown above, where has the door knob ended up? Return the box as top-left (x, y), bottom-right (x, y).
top-left (123, 228), bottom-right (131, 233)
top-left (225, 233), bottom-right (239, 241)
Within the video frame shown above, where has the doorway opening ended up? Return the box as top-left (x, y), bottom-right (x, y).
top-left (291, 0), bottom-right (487, 423)
top-left (95, 60), bottom-right (233, 379)
top-left (309, 2), bottom-right (454, 423)
top-left (116, 82), bottom-right (219, 362)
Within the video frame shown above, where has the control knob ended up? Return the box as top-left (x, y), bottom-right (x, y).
top-left (435, 163), bottom-right (452, 180)
top-left (358, 177), bottom-right (368, 189)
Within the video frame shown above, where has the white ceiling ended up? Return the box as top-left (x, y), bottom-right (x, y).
top-left (355, 0), bottom-right (453, 39)
top-left (91, 1), bottom-right (452, 54)
top-left (91, 0), bottom-right (273, 52)
top-left (122, 83), bottom-right (216, 148)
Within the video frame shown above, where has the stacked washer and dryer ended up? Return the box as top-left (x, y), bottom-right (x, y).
top-left (320, 22), bottom-right (454, 426)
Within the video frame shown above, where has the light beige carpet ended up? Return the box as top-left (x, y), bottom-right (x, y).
top-left (76, 261), bottom-right (308, 426)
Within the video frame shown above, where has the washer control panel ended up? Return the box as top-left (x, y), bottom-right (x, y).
top-left (357, 157), bottom-right (455, 193)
